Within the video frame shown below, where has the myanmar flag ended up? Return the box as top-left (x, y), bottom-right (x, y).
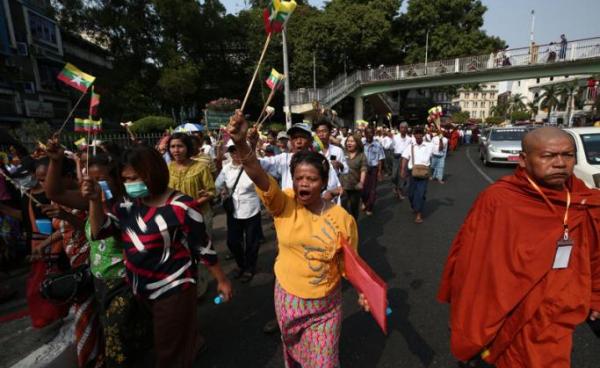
top-left (57, 63), bottom-right (95, 93)
top-left (74, 118), bottom-right (102, 133)
top-left (74, 118), bottom-right (89, 133)
top-left (89, 88), bottom-right (100, 116)
top-left (265, 68), bottom-right (284, 90)
top-left (263, 0), bottom-right (297, 34)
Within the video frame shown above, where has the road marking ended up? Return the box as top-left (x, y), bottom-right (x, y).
top-left (465, 147), bottom-right (494, 184)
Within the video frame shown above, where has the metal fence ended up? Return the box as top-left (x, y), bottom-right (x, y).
top-left (12, 132), bottom-right (165, 152)
top-left (290, 36), bottom-right (600, 108)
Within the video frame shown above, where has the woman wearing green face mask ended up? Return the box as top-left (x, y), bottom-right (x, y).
top-left (83, 145), bottom-right (232, 368)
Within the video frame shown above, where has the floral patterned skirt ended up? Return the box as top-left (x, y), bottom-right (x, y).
top-left (274, 282), bottom-right (342, 368)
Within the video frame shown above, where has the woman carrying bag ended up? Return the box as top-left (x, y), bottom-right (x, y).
top-left (215, 140), bottom-right (262, 283)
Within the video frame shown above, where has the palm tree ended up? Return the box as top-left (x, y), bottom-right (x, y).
top-left (539, 85), bottom-right (561, 122)
top-left (527, 101), bottom-right (539, 120)
top-left (507, 93), bottom-right (527, 114)
top-left (559, 81), bottom-right (580, 126)
top-left (490, 102), bottom-right (508, 118)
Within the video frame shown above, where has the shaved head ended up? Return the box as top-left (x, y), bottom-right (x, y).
top-left (519, 127), bottom-right (576, 190)
top-left (522, 127), bottom-right (574, 154)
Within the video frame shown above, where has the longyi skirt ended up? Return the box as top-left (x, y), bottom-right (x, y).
top-left (274, 281), bottom-right (342, 368)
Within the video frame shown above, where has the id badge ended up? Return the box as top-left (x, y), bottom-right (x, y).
top-left (553, 238), bottom-right (573, 269)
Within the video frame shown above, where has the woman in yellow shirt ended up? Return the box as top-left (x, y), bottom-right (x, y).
top-left (227, 112), bottom-right (368, 368)
top-left (167, 132), bottom-right (216, 298)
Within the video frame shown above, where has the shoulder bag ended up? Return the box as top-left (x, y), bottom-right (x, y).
top-left (411, 144), bottom-right (431, 179)
top-left (222, 168), bottom-right (244, 215)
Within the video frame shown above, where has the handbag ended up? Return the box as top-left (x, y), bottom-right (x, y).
top-left (40, 264), bottom-right (93, 304)
top-left (222, 168), bottom-right (244, 215)
top-left (411, 144), bottom-right (431, 179)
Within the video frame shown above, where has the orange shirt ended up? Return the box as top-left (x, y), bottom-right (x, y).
top-left (256, 176), bottom-right (358, 299)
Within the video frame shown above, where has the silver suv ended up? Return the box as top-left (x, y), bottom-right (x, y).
top-left (479, 127), bottom-right (529, 166)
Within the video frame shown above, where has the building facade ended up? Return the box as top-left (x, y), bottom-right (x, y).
top-left (0, 0), bottom-right (112, 128)
top-left (451, 84), bottom-right (498, 120)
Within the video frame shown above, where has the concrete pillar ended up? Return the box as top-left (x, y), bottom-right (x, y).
top-left (354, 95), bottom-right (364, 123)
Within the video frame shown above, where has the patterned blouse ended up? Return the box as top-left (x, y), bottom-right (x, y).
top-left (97, 191), bottom-right (217, 300)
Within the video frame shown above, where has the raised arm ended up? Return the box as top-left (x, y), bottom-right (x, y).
top-left (227, 111), bottom-right (271, 192)
top-left (45, 137), bottom-right (88, 210)
top-left (80, 175), bottom-right (105, 239)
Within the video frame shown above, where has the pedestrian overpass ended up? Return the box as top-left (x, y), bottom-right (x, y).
top-left (289, 37), bottom-right (600, 121)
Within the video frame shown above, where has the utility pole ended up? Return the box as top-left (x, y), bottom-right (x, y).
top-left (313, 51), bottom-right (317, 94)
top-left (282, 29), bottom-right (292, 129)
top-left (424, 30), bottom-right (429, 75)
top-left (529, 9), bottom-right (535, 45)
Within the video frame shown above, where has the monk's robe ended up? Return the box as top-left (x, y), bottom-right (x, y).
top-left (438, 167), bottom-right (600, 367)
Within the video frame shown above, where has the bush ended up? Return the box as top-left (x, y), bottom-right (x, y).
top-left (131, 116), bottom-right (175, 133)
top-left (451, 111), bottom-right (470, 124)
top-left (510, 111), bottom-right (530, 122)
top-left (485, 116), bottom-right (505, 125)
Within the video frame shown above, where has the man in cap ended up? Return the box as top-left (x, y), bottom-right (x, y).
top-left (251, 122), bottom-right (342, 201)
top-left (276, 131), bottom-right (289, 153)
top-left (438, 127), bottom-right (600, 367)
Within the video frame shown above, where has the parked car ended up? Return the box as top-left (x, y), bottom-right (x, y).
top-left (563, 127), bottom-right (600, 189)
top-left (479, 127), bottom-right (529, 166)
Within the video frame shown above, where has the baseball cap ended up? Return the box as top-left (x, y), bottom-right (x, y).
top-left (277, 131), bottom-right (289, 140)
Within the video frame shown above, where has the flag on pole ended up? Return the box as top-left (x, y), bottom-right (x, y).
top-left (74, 137), bottom-right (87, 149)
top-left (57, 63), bottom-right (95, 92)
top-left (74, 118), bottom-right (102, 133)
top-left (265, 68), bottom-right (285, 90)
top-left (263, 0), bottom-right (297, 34)
top-left (89, 88), bottom-right (100, 116)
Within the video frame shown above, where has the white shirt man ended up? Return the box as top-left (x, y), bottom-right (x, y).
top-left (381, 135), bottom-right (394, 150)
top-left (215, 163), bottom-right (261, 219)
top-left (322, 144), bottom-right (349, 175)
top-left (402, 141), bottom-right (434, 169)
top-left (393, 133), bottom-right (412, 157)
top-left (431, 134), bottom-right (449, 157)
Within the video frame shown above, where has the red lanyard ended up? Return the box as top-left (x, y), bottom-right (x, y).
top-left (525, 175), bottom-right (571, 240)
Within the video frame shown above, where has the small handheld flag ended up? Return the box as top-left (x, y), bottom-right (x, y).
top-left (57, 63), bottom-right (95, 93)
top-left (265, 69), bottom-right (285, 90)
top-left (263, 0), bottom-right (297, 34)
top-left (89, 88), bottom-right (100, 116)
top-left (74, 118), bottom-right (102, 133)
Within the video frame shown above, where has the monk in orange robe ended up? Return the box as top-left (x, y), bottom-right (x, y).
top-left (449, 128), bottom-right (460, 151)
top-left (438, 127), bottom-right (600, 367)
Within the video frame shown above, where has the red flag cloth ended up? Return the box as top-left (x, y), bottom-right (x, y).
top-left (437, 167), bottom-right (600, 367)
top-left (89, 90), bottom-right (100, 116)
top-left (341, 236), bottom-right (388, 334)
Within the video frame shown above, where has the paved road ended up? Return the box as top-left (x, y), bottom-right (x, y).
top-left (1, 144), bottom-right (598, 367)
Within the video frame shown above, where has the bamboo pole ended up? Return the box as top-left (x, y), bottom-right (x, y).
top-left (240, 32), bottom-right (273, 112)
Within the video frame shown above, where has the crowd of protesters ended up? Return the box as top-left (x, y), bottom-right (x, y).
top-left (0, 109), bottom-right (473, 367)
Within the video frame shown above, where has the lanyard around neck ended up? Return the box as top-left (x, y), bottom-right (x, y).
top-left (525, 174), bottom-right (571, 239)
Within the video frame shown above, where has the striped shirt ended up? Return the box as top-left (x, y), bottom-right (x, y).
top-left (97, 191), bottom-right (217, 300)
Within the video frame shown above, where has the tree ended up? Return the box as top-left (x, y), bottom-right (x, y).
top-left (490, 102), bottom-right (508, 118)
top-left (485, 116), bottom-right (504, 125)
top-left (397, 0), bottom-right (505, 64)
top-left (510, 110), bottom-right (530, 122)
top-left (558, 81), bottom-right (581, 127)
top-left (452, 111), bottom-right (470, 124)
top-left (539, 85), bottom-right (561, 122)
top-left (527, 97), bottom-right (539, 120)
top-left (507, 93), bottom-right (526, 115)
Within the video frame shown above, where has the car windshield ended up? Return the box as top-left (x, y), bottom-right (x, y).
top-left (490, 129), bottom-right (527, 141)
top-left (580, 133), bottom-right (600, 165)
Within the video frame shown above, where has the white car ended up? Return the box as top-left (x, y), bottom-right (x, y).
top-left (563, 127), bottom-right (600, 189)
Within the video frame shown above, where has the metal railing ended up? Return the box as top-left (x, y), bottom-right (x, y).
top-left (290, 37), bottom-right (600, 108)
top-left (15, 132), bottom-right (165, 152)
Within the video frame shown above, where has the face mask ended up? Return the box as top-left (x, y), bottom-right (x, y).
top-left (124, 181), bottom-right (150, 199)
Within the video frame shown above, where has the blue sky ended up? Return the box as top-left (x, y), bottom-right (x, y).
top-left (220, 0), bottom-right (600, 49)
